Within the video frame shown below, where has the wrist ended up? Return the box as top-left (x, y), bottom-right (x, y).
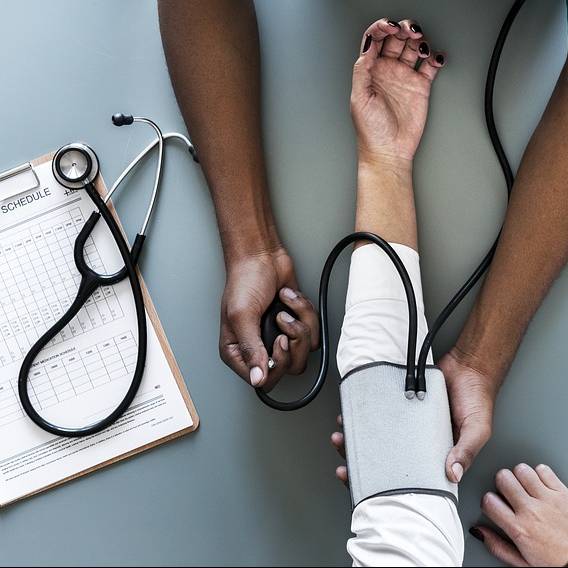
top-left (357, 163), bottom-right (413, 198)
top-left (451, 334), bottom-right (507, 391)
top-left (454, 293), bottom-right (521, 385)
top-left (212, 175), bottom-right (283, 267)
top-left (221, 221), bottom-right (282, 267)
top-left (358, 154), bottom-right (413, 180)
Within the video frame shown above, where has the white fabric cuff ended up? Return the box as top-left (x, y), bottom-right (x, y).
top-left (337, 243), bottom-right (433, 378)
top-left (345, 243), bottom-right (425, 312)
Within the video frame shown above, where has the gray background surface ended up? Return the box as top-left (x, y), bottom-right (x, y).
top-left (0, 0), bottom-right (566, 565)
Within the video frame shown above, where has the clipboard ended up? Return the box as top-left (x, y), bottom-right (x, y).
top-left (0, 152), bottom-right (199, 506)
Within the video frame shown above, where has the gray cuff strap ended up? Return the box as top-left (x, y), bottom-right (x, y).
top-left (340, 363), bottom-right (458, 509)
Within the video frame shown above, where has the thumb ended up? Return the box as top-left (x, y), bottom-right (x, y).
top-left (470, 526), bottom-right (529, 567)
top-left (230, 310), bottom-right (269, 388)
top-left (446, 415), bottom-right (492, 482)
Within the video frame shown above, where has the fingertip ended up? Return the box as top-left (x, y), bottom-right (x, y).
top-left (336, 465), bottom-right (348, 481)
top-left (331, 431), bottom-right (343, 446)
top-left (386, 19), bottom-right (401, 31)
top-left (469, 526), bottom-right (485, 542)
top-left (513, 462), bottom-right (531, 476)
top-left (249, 365), bottom-right (264, 387)
top-left (535, 463), bottom-right (550, 473)
top-left (409, 22), bottom-right (423, 36)
top-left (277, 310), bottom-right (296, 324)
top-left (397, 19), bottom-right (423, 38)
top-left (359, 18), bottom-right (399, 57)
top-left (471, 525), bottom-right (528, 566)
top-left (417, 51), bottom-right (446, 81)
top-left (279, 334), bottom-right (289, 352)
top-left (434, 52), bottom-right (447, 67)
top-left (481, 490), bottom-right (497, 509)
top-left (535, 462), bottom-right (565, 491)
top-left (280, 287), bottom-right (298, 301)
top-left (445, 451), bottom-right (463, 482)
top-left (452, 462), bottom-right (464, 483)
top-left (362, 34), bottom-right (372, 54)
top-left (418, 41), bottom-right (430, 59)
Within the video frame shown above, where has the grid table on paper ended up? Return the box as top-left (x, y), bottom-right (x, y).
top-left (0, 208), bottom-right (124, 368)
top-left (0, 331), bottom-right (137, 427)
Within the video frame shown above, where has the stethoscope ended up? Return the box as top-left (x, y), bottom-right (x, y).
top-left (257, 0), bottom-right (525, 410)
top-left (18, 113), bottom-right (197, 437)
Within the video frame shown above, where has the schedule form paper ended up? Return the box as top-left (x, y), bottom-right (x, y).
top-left (0, 159), bottom-right (195, 506)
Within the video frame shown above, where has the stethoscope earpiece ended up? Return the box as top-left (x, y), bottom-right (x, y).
top-left (112, 113), bottom-right (134, 127)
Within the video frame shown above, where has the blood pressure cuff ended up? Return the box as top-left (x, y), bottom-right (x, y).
top-left (340, 362), bottom-right (458, 509)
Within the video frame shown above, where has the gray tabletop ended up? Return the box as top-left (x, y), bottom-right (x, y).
top-left (0, 0), bottom-right (566, 566)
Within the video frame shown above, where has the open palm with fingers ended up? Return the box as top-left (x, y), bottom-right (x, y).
top-left (350, 17), bottom-right (445, 165)
top-left (471, 463), bottom-right (568, 567)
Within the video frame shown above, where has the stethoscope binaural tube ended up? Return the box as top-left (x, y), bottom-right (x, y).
top-left (18, 114), bottom-right (172, 437)
top-left (257, 0), bottom-right (525, 410)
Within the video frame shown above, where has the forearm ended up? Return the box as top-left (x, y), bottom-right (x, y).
top-left (158, 0), bottom-right (279, 264)
top-left (338, 159), bottom-right (422, 374)
top-left (455, 58), bottom-right (568, 383)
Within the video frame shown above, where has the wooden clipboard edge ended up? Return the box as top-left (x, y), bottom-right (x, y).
top-left (2, 426), bottom-right (194, 508)
top-left (2, 152), bottom-right (200, 507)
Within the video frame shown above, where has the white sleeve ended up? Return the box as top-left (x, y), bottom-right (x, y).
top-left (348, 494), bottom-right (463, 567)
top-left (337, 243), bottom-right (464, 567)
top-left (337, 243), bottom-right (432, 378)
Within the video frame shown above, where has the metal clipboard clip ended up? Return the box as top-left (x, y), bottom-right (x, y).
top-left (0, 162), bottom-right (41, 203)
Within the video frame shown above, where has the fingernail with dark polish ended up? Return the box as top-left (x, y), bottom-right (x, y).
top-left (418, 42), bottom-right (430, 56)
top-left (469, 527), bottom-right (484, 542)
top-left (387, 20), bottom-right (400, 28)
top-left (436, 54), bottom-right (445, 65)
top-left (410, 23), bottom-right (422, 34)
top-left (362, 34), bottom-right (372, 53)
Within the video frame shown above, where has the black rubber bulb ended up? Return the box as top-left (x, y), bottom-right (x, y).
top-left (260, 298), bottom-right (297, 357)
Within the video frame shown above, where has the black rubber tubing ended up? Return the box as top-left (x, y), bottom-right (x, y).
top-left (18, 182), bottom-right (147, 437)
top-left (257, 232), bottom-right (418, 410)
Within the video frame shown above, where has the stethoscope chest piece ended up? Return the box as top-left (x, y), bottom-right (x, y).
top-left (53, 142), bottom-right (100, 189)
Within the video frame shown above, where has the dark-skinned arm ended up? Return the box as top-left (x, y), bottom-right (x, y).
top-left (158, 0), bottom-right (318, 390)
top-left (441, 57), bottom-right (568, 482)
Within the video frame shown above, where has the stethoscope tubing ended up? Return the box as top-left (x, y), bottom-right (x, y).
top-left (18, 182), bottom-right (148, 437)
top-left (105, 132), bottom-right (197, 205)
